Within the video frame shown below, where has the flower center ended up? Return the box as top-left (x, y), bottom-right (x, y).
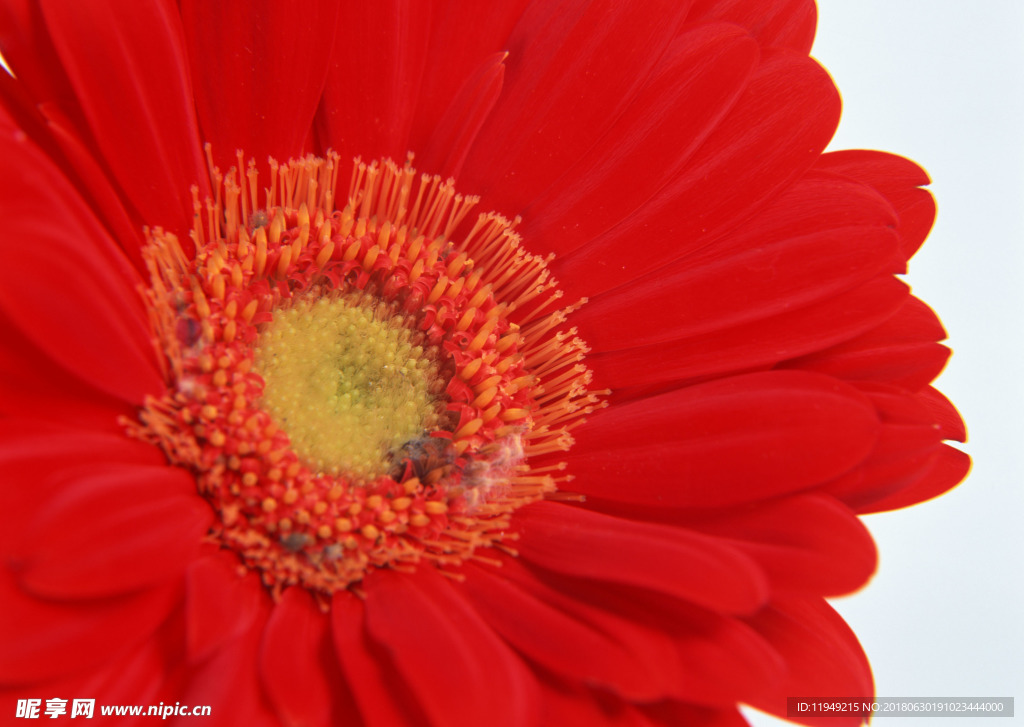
top-left (128, 148), bottom-right (604, 600)
top-left (254, 293), bottom-right (444, 480)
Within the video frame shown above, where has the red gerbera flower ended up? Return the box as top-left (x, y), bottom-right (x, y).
top-left (0, 1), bottom-right (969, 725)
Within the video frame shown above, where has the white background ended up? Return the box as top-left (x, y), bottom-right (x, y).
top-left (745, 1), bottom-right (1024, 725)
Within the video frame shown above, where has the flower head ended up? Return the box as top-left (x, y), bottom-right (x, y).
top-left (0, 1), bottom-right (968, 725)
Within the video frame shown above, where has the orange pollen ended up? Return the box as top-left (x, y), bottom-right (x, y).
top-left (127, 147), bottom-right (601, 601)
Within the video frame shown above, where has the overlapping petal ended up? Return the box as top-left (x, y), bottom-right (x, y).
top-left (817, 150), bottom-right (937, 261)
top-left (591, 275), bottom-right (910, 392)
top-left (0, 613), bottom-right (189, 713)
top-left (332, 591), bottom-right (421, 727)
top-left (363, 567), bottom-right (541, 727)
top-left (0, 421), bottom-right (168, 551)
top-left (514, 501), bottom-right (768, 614)
top-left (783, 296), bottom-right (950, 391)
top-left (184, 551), bottom-right (265, 664)
top-left (316, 0), bottom-right (434, 166)
top-left (567, 371), bottom-right (880, 507)
top-left (0, 1), bottom-right (969, 726)
top-left (260, 587), bottom-right (345, 727)
top-left (745, 598), bottom-right (873, 727)
top-left (460, 560), bottom-right (669, 701)
top-left (37, 0), bottom-right (209, 242)
top-left (0, 571), bottom-right (180, 685)
top-left (181, 0), bottom-right (339, 177)
top-left (688, 0), bottom-right (818, 53)
top-left (517, 22), bottom-right (758, 255)
top-left (820, 384), bottom-right (969, 512)
top-left (677, 494), bottom-right (878, 596)
top-left (13, 463), bottom-right (211, 599)
top-left (570, 172), bottom-right (900, 344)
top-left (179, 605), bottom-right (279, 727)
top-left (0, 315), bottom-right (135, 433)
top-left (0, 115), bottom-right (163, 405)
top-left (461, 0), bottom-right (695, 211)
top-left (552, 50), bottom-right (841, 296)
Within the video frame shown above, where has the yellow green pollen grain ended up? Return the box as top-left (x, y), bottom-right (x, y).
top-left (253, 295), bottom-right (441, 480)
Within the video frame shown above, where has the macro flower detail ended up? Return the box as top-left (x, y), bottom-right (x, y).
top-left (0, 1), bottom-right (969, 726)
top-left (131, 150), bottom-right (597, 596)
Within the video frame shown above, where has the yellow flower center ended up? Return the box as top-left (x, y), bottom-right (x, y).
top-left (254, 294), bottom-right (444, 481)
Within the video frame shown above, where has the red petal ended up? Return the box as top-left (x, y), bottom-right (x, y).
top-left (680, 494), bottom-right (878, 596)
top-left (641, 702), bottom-right (749, 727)
top-left (592, 589), bottom-right (785, 707)
top-left (570, 371), bottom-right (879, 507)
top-left (745, 598), bottom-right (873, 727)
top-left (316, 1), bottom-right (434, 165)
top-left (496, 554), bottom-right (782, 705)
top-left (40, 0), bottom-right (208, 241)
top-left (821, 384), bottom-right (958, 511)
top-left (0, 571), bottom-right (179, 684)
top-left (14, 463), bottom-right (211, 598)
top-left (0, 610), bottom-right (188, 711)
top-left (568, 168), bottom-right (897, 332)
top-left (0, 421), bottom-right (160, 474)
top-left (0, 313), bottom-right (134, 434)
top-left (0, 67), bottom-right (59, 160)
top-left (891, 187), bottom-right (935, 260)
top-left (461, 0), bottom-right (693, 211)
top-left (514, 501), bottom-right (767, 614)
top-left (782, 295), bottom-right (950, 391)
top-left (539, 679), bottom-right (661, 727)
top-left (498, 556), bottom-right (696, 703)
top-left (0, 122), bottom-right (163, 405)
top-left (0, 421), bottom-right (165, 552)
top-left (417, 52), bottom-right (506, 180)
top-left (572, 219), bottom-right (897, 351)
top-left (180, 0), bottom-right (339, 176)
top-left (406, 1), bottom-right (530, 157)
top-left (92, 613), bottom-right (188, 709)
top-left (590, 275), bottom-right (908, 390)
top-left (817, 150), bottom-right (935, 260)
top-left (331, 590), bottom-right (423, 727)
top-left (662, 615), bottom-right (783, 707)
top-left (858, 444), bottom-right (970, 514)
top-left (556, 50), bottom-right (840, 295)
top-left (687, 0), bottom-right (818, 53)
top-left (363, 567), bottom-right (540, 727)
top-left (917, 385), bottom-right (967, 442)
top-left (0, 0), bottom-right (83, 124)
top-left (39, 104), bottom-right (148, 269)
top-left (182, 606), bottom-right (280, 727)
top-left (184, 550), bottom-right (265, 663)
top-left (0, 69), bottom-right (144, 270)
top-left (520, 23), bottom-right (758, 257)
top-left (459, 561), bottom-right (664, 701)
top-left (260, 587), bottom-right (337, 727)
